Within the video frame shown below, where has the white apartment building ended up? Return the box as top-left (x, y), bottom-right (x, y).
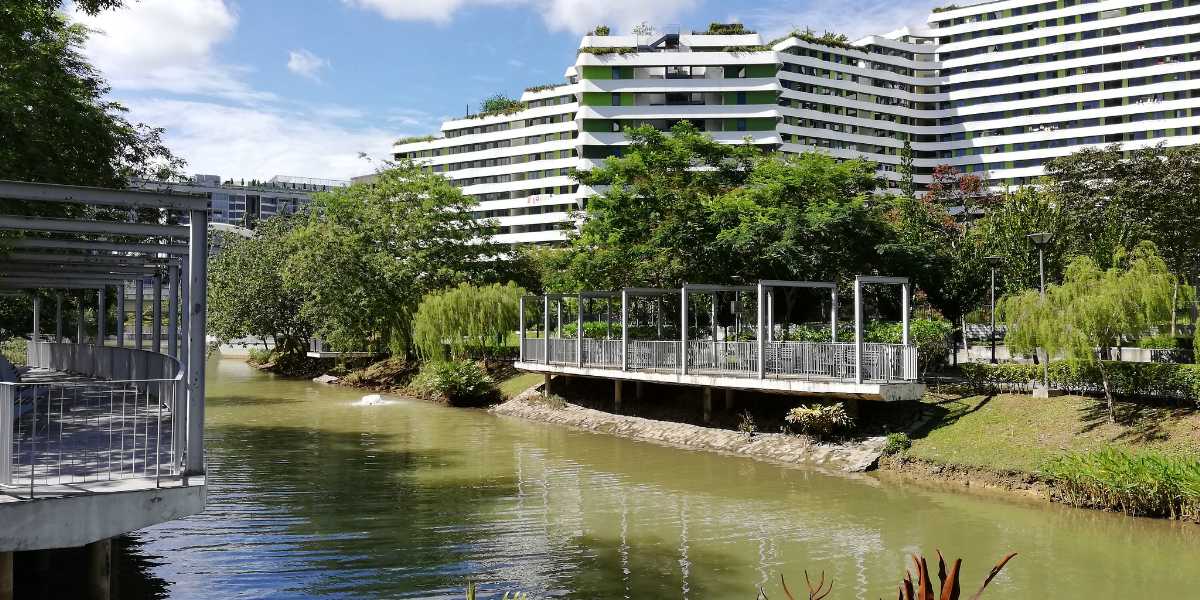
top-left (396, 0), bottom-right (1200, 245)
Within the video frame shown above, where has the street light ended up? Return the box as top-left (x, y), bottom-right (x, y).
top-left (984, 256), bottom-right (1003, 364)
top-left (1026, 232), bottom-right (1054, 394)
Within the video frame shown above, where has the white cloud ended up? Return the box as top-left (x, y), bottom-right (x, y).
top-left (741, 0), bottom-right (933, 42)
top-left (342, 0), bottom-right (697, 33)
top-left (69, 0), bottom-right (269, 101)
top-left (287, 49), bottom-right (330, 81)
top-left (124, 99), bottom-right (400, 180)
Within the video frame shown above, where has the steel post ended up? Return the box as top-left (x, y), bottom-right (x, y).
top-left (54, 292), bottom-right (63, 343)
top-left (153, 274), bottom-right (162, 352)
top-left (185, 209), bottom-right (208, 475)
top-left (135, 276), bottom-right (144, 350)
top-left (518, 296), bottom-right (526, 361)
top-left (756, 282), bottom-right (765, 379)
top-left (621, 289), bottom-right (629, 371)
top-left (116, 282), bottom-right (125, 347)
top-left (168, 264), bottom-right (179, 359)
top-left (854, 278), bottom-right (864, 384)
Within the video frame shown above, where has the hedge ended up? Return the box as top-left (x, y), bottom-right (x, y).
top-left (961, 360), bottom-right (1200, 404)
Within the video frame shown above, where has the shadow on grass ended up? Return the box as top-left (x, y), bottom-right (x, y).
top-left (1074, 396), bottom-right (1198, 445)
top-left (906, 394), bottom-right (997, 443)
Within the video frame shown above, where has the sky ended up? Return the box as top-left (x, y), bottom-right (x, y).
top-left (69, 0), bottom-right (935, 182)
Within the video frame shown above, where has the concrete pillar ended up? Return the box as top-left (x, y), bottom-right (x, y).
top-left (116, 282), bottom-right (125, 347)
top-left (854, 278), bottom-right (864, 384)
top-left (844, 399), bottom-right (861, 420)
top-left (55, 292), bottom-right (63, 343)
top-left (0, 551), bottom-right (10, 600)
top-left (702, 387), bottom-right (712, 423)
top-left (725, 389), bottom-right (734, 411)
top-left (134, 277), bottom-right (144, 350)
top-left (614, 379), bottom-right (622, 413)
top-left (543, 373), bottom-right (552, 396)
top-left (636, 381), bottom-right (644, 400)
top-left (153, 274), bottom-right (163, 353)
top-left (168, 264), bottom-right (179, 359)
top-left (186, 208), bottom-right (208, 476)
top-left (97, 287), bottom-right (106, 347)
top-left (86, 539), bottom-right (112, 600)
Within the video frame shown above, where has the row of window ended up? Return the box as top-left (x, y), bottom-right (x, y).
top-left (933, 0), bottom-right (1195, 35)
top-left (945, 45), bottom-right (1198, 92)
top-left (940, 14), bottom-right (1200, 60)
top-left (454, 167), bottom-right (574, 188)
top-left (442, 106), bottom-right (575, 139)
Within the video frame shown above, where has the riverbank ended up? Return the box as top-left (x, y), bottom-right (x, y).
top-left (492, 390), bottom-right (890, 473)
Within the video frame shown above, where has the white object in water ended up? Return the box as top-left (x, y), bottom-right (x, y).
top-left (360, 393), bottom-right (385, 406)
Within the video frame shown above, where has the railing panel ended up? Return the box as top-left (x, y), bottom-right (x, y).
top-left (547, 338), bottom-right (577, 365)
top-left (627, 340), bottom-right (680, 372)
top-left (582, 339), bottom-right (623, 368)
top-left (3, 378), bottom-right (179, 495)
top-left (521, 338), bottom-right (545, 363)
top-left (860, 343), bottom-right (917, 382)
top-left (687, 341), bottom-right (758, 376)
top-left (764, 342), bottom-right (855, 379)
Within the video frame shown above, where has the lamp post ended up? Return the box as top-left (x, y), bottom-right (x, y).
top-left (984, 256), bottom-right (1003, 364)
top-left (1026, 232), bottom-right (1053, 393)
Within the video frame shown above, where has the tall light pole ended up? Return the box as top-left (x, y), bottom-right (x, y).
top-left (1027, 232), bottom-right (1053, 393)
top-left (984, 256), bottom-right (1003, 364)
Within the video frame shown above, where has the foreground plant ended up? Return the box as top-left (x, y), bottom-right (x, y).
top-left (760, 551), bottom-right (1017, 600)
top-left (784, 403), bottom-right (853, 440)
top-left (1044, 448), bottom-right (1200, 521)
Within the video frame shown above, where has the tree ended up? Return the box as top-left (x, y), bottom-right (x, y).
top-left (898, 138), bottom-right (914, 197)
top-left (0, 0), bottom-right (183, 193)
top-left (411, 282), bottom-right (524, 361)
top-left (544, 122), bottom-right (759, 291)
top-left (970, 186), bottom-right (1067, 294)
top-left (283, 162), bottom-right (501, 356)
top-left (1043, 143), bottom-right (1200, 333)
top-left (207, 215), bottom-right (313, 356)
top-left (925, 164), bottom-right (997, 226)
top-left (999, 242), bottom-right (1175, 422)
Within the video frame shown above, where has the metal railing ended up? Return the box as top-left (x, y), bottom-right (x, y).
top-left (2, 342), bottom-right (185, 497)
top-left (582, 339), bottom-right (622, 368)
top-left (860, 343), bottom-right (917, 382)
top-left (547, 338), bottom-right (577, 365)
top-left (686, 341), bottom-right (758, 376)
top-left (764, 342), bottom-right (856, 380)
top-left (521, 338), bottom-right (545, 363)
top-left (627, 340), bottom-right (681, 372)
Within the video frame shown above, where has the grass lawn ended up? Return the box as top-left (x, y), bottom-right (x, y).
top-left (499, 372), bottom-right (542, 399)
top-left (908, 391), bottom-right (1200, 472)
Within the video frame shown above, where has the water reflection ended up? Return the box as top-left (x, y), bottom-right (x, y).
top-left (121, 359), bottom-right (1200, 599)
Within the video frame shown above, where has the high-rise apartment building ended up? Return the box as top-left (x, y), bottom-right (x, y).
top-left (396, 0), bottom-right (1200, 245)
top-left (133, 174), bottom-right (348, 227)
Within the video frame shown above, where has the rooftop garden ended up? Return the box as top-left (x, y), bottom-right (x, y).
top-left (577, 46), bottom-right (638, 56)
top-left (589, 25), bottom-right (610, 36)
top-left (696, 22), bottom-right (755, 35)
top-left (461, 93), bottom-right (527, 120)
top-left (524, 82), bottom-right (568, 93)
top-left (932, 4), bottom-right (962, 13)
top-left (771, 28), bottom-right (859, 52)
top-left (395, 134), bottom-right (439, 145)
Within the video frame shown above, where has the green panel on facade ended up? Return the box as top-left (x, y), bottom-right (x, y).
top-left (582, 120), bottom-right (612, 133)
top-left (746, 64), bottom-right (778, 78)
top-left (581, 92), bottom-right (609, 106)
top-left (580, 66), bottom-right (610, 80)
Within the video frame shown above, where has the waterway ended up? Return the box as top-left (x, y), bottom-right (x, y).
top-left (125, 358), bottom-right (1198, 598)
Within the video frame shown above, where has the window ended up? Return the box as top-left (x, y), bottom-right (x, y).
top-left (736, 119), bottom-right (747, 132)
top-left (611, 66), bottom-right (621, 79)
top-left (736, 91), bottom-right (747, 105)
top-left (611, 93), bottom-right (621, 106)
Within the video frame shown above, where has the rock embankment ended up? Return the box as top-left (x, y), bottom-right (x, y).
top-left (491, 390), bottom-right (887, 472)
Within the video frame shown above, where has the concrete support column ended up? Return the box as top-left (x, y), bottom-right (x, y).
top-left (724, 389), bottom-right (734, 411)
top-left (0, 551), bottom-right (10, 600)
top-left (543, 373), bottom-right (552, 396)
top-left (620, 289), bottom-right (629, 371)
top-left (168, 264), bottom-right (179, 360)
top-left (55, 292), bottom-right (63, 343)
top-left (518, 296), bottom-right (526, 361)
top-left (134, 277), bottom-right (144, 350)
top-left (901, 282), bottom-right (911, 346)
top-left (844, 398), bottom-right (861, 420)
top-left (97, 287), bottom-right (106, 347)
top-left (680, 286), bottom-right (688, 375)
top-left (756, 282), bottom-right (765, 379)
top-left (702, 387), bottom-right (712, 423)
top-left (76, 292), bottom-right (85, 345)
top-left (614, 379), bottom-right (623, 413)
top-left (153, 274), bottom-right (163, 353)
top-left (576, 295), bottom-right (583, 368)
top-left (636, 381), bottom-right (644, 400)
top-left (186, 209), bottom-right (208, 476)
top-left (31, 295), bottom-right (40, 348)
top-left (854, 278), bottom-right (864, 384)
top-left (116, 282), bottom-right (125, 348)
top-left (86, 539), bottom-right (112, 600)
top-left (830, 287), bottom-right (839, 343)
top-left (543, 295), bottom-right (551, 365)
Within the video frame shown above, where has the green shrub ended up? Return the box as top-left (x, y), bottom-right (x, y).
top-left (412, 282), bottom-right (524, 361)
top-left (591, 24), bottom-right (609, 35)
top-left (961, 360), bottom-right (1200, 404)
top-left (784, 403), bottom-right (854, 440)
top-left (247, 347), bottom-right (275, 365)
top-left (411, 359), bottom-right (499, 407)
top-left (1043, 448), bottom-right (1200, 521)
top-left (1, 337), bottom-right (27, 367)
top-left (736, 410), bottom-right (757, 438)
top-left (1136, 334), bottom-right (1179, 349)
top-left (882, 432), bottom-right (912, 456)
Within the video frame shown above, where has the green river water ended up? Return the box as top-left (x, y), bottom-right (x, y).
top-left (125, 358), bottom-right (1198, 598)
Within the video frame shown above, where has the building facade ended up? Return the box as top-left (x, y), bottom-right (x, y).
top-left (133, 174), bottom-right (348, 227)
top-left (396, 0), bottom-right (1200, 245)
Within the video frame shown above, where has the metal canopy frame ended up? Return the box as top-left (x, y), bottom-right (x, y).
top-left (852, 275), bottom-right (911, 384)
top-left (0, 179), bottom-right (208, 476)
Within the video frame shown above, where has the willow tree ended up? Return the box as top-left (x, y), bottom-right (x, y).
top-left (999, 242), bottom-right (1175, 422)
top-left (412, 282), bottom-right (524, 361)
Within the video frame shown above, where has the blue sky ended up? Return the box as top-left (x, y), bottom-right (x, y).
top-left (71, 0), bottom-right (934, 181)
